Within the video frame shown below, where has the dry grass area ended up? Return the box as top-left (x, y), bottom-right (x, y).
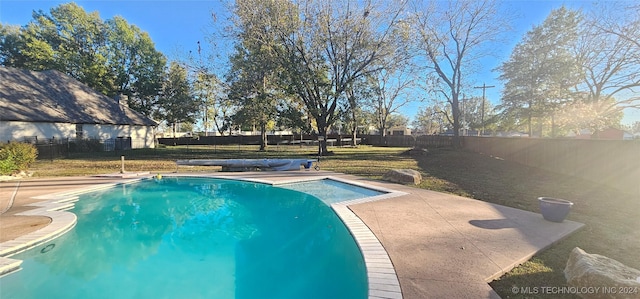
top-left (27, 145), bottom-right (639, 298)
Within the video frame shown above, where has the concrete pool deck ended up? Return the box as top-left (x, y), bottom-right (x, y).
top-left (0, 171), bottom-right (583, 298)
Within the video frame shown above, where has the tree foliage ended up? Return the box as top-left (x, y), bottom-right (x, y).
top-left (497, 5), bottom-right (640, 137)
top-left (554, 96), bottom-right (623, 136)
top-left (364, 22), bottom-right (417, 140)
top-left (571, 3), bottom-right (640, 129)
top-left (105, 16), bottom-right (166, 116)
top-left (413, 105), bottom-right (445, 135)
top-left (459, 96), bottom-right (496, 134)
top-left (410, 0), bottom-right (509, 145)
top-left (344, 76), bottom-right (375, 145)
top-left (227, 0), bottom-right (407, 154)
top-left (23, 3), bottom-right (114, 94)
top-left (367, 67), bottom-right (417, 138)
top-left (156, 62), bottom-right (200, 137)
top-left (631, 121), bottom-right (640, 135)
top-left (193, 70), bottom-right (230, 135)
top-left (277, 100), bottom-right (312, 135)
top-left (227, 0), bottom-right (285, 150)
top-left (497, 7), bottom-right (582, 137)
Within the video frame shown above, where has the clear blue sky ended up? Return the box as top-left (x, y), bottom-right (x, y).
top-left (1, 0), bottom-right (638, 125)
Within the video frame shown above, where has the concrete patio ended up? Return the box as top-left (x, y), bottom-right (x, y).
top-left (0, 171), bottom-right (583, 298)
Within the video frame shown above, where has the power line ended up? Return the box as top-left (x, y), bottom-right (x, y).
top-left (473, 83), bottom-right (495, 136)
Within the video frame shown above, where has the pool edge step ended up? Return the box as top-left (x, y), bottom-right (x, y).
top-left (0, 257), bottom-right (22, 277)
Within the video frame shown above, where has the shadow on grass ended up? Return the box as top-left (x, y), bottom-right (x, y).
top-left (489, 258), bottom-right (581, 299)
top-left (412, 148), bottom-right (640, 298)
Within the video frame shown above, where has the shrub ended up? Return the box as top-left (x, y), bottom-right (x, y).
top-left (0, 159), bottom-right (17, 175)
top-left (0, 142), bottom-right (38, 174)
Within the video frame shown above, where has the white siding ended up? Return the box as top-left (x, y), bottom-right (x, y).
top-left (0, 121), bottom-right (155, 149)
top-left (83, 124), bottom-right (156, 148)
top-left (0, 121), bottom-right (75, 142)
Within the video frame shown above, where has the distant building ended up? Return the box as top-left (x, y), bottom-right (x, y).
top-left (387, 126), bottom-right (411, 136)
top-left (567, 129), bottom-right (593, 139)
top-left (495, 131), bottom-right (529, 138)
top-left (567, 128), bottom-right (633, 140)
top-left (0, 67), bottom-right (157, 148)
top-left (593, 128), bottom-right (633, 140)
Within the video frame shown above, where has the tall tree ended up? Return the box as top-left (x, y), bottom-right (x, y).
top-left (228, 0), bottom-right (285, 150)
top-left (344, 78), bottom-right (373, 146)
top-left (346, 20), bottom-right (416, 145)
top-left (193, 70), bottom-right (225, 136)
top-left (156, 62), bottom-right (200, 137)
top-left (183, 41), bottom-right (235, 136)
top-left (570, 3), bottom-right (640, 130)
top-left (410, 0), bottom-right (510, 147)
top-left (106, 16), bottom-right (166, 116)
top-left (18, 3), bottom-right (114, 94)
top-left (368, 65), bottom-right (417, 141)
top-left (497, 7), bottom-right (582, 137)
top-left (231, 0), bottom-right (406, 155)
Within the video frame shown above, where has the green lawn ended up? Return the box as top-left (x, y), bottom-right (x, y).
top-left (29, 145), bottom-right (639, 298)
top-left (412, 148), bottom-right (639, 298)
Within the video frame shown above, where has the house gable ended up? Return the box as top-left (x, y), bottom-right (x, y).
top-left (0, 66), bottom-right (157, 126)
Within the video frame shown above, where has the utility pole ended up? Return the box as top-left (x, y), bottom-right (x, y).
top-left (460, 94), bottom-right (466, 136)
top-left (474, 83), bottom-right (495, 136)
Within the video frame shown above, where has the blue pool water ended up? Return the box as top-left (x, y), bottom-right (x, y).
top-left (0, 177), bottom-right (368, 299)
top-left (280, 179), bottom-right (386, 205)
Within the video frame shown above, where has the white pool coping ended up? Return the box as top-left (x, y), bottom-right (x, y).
top-left (0, 174), bottom-right (405, 298)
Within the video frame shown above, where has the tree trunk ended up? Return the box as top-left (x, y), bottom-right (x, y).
top-left (259, 123), bottom-right (267, 151)
top-left (317, 125), bottom-right (329, 156)
top-left (452, 98), bottom-right (462, 148)
top-left (379, 125), bottom-right (386, 146)
top-left (527, 101), bottom-right (533, 137)
top-left (351, 109), bottom-right (358, 147)
top-left (351, 127), bottom-right (357, 147)
top-left (379, 112), bottom-right (387, 146)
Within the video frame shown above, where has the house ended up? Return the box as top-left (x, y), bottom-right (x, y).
top-left (0, 67), bottom-right (157, 149)
top-left (569, 128), bottom-right (634, 140)
top-left (387, 126), bottom-right (411, 136)
top-left (567, 129), bottom-right (593, 139)
top-left (594, 128), bottom-right (633, 140)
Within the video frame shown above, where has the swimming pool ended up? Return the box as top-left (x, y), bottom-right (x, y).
top-left (279, 178), bottom-right (387, 205)
top-left (0, 177), bottom-right (370, 299)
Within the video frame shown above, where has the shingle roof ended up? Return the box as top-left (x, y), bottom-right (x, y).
top-left (0, 67), bottom-right (157, 126)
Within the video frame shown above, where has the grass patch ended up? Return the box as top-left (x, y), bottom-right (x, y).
top-left (411, 148), bottom-right (639, 299)
top-left (25, 145), bottom-right (639, 298)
